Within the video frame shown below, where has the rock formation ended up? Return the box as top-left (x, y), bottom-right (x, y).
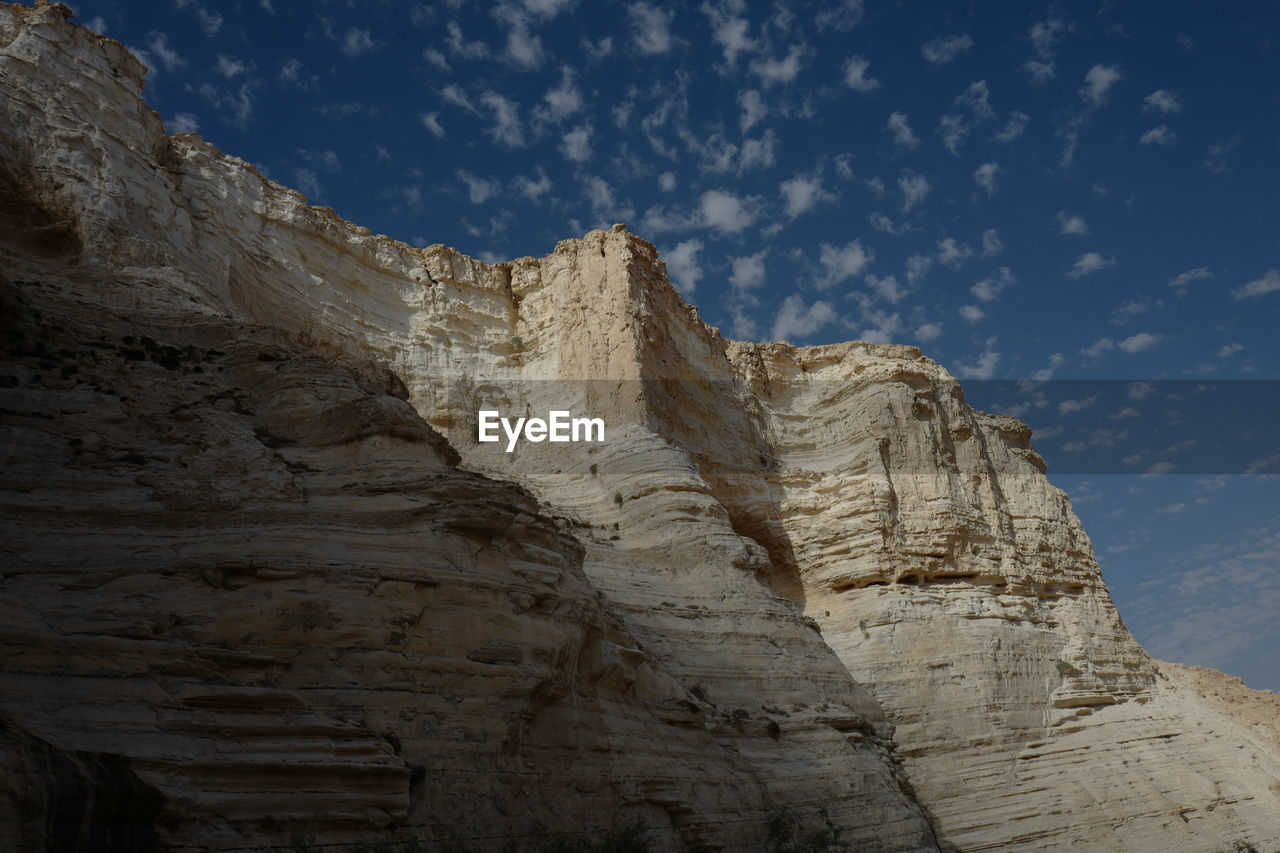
top-left (1, 3), bottom-right (1277, 850)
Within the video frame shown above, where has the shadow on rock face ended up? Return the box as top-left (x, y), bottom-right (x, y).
top-left (0, 715), bottom-right (163, 853)
top-left (0, 161), bottom-right (82, 264)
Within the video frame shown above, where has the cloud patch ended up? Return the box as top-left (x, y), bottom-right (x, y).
top-left (921, 34), bottom-right (973, 65)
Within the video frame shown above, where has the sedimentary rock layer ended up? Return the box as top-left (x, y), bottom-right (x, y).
top-left (1, 3), bottom-right (1278, 851)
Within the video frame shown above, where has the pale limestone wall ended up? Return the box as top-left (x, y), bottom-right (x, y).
top-left (2, 3), bottom-right (1278, 851)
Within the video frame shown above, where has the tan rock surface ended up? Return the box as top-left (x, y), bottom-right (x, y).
top-left (1, 3), bottom-right (1278, 851)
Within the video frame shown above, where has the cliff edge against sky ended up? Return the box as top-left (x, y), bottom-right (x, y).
top-left (1, 4), bottom-right (1278, 851)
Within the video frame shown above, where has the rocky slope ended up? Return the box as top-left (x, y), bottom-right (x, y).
top-left (1, 3), bottom-right (1278, 851)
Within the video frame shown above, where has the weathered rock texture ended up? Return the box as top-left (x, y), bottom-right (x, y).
top-left (0, 3), bottom-right (1278, 851)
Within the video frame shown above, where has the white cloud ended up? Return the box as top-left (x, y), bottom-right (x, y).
top-left (843, 55), bottom-right (879, 92)
top-left (639, 204), bottom-right (693, 235)
top-left (1022, 17), bottom-right (1066, 82)
top-left (921, 33), bottom-right (973, 65)
top-left (1168, 266), bottom-right (1213, 291)
top-left (956, 336), bottom-right (1001, 378)
top-left (1111, 299), bottom-right (1150, 323)
top-left (1068, 252), bottom-right (1115, 278)
top-left (753, 46), bottom-right (805, 86)
top-left (1217, 343), bottom-right (1243, 359)
top-left (658, 171), bottom-right (677, 192)
top-left (481, 91), bottom-right (524, 146)
top-left (905, 253), bottom-right (932, 286)
top-left (1205, 136), bottom-right (1240, 174)
top-left (629, 2), bottom-right (674, 54)
top-left (739, 129), bottom-right (778, 171)
top-left (524, 0), bottom-right (574, 16)
top-left (665, 239), bottom-right (703, 293)
top-left (1081, 337), bottom-right (1115, 359)
top-left (279, 57), bottom-right (305, 85)
top-left (1140, 125), bottom-right (1177, 146)
top-left (973, 161), bottom-right (1001, 195)
top-left (445, 20), bottom-right (489, 61)
top-left (195, 81), bottom-right (255, 128)
top-left (1028, 18), bottom-right (1064, 59)
top-left (814, 0), bottom-right (865, 32)
top-left (729, 250), bottom-right (767, 291)
top-left (399, 184), bottom-right (423, 212)
top-left (739, 89), bottom-right (766, 133)
top-left (1057, 211), bottom-right (1088, 235)
top-left (981, 228), bottom-right (1003, 257)
top-left (699, 189), bottom-right (757, 233)
top-left (898, 170), bottom-right (930, 213)
top-left (169, 112), bottom-right (199, 134)
top-left (938, 82), bottom-right (994, 154)
top-left (1081, 64), bottom-right (1122, 104)
top-left (705, 1), bottom-right (758, 67)
top-left (420, 111), bottom-right (445, 138)
top-left (939, 114), bottom-right (967, 154)
top-left (1128, 381), bottom-right (1155, 399)
top-left (583, 36), bottom-right (613, 60)
top-left (587, 176), bottom-right (636, 222)
top-left (1058, 396), bottom-right (1097, 415)
top-left (955, 80), bottom-right (994, 120)
top-left (780, 172), bottom-right (835, 219)
top-left (857, 309), bottom-right (903, 344)
top-left (292, 167), bottom-right (322, 199)
top-left (971, 266), bottom-right (1015, 302)
top-left (514, 169), bottom-right (552, 199)
top-left (216, 54), bottom-right (249, 78)
top-left (1118, 332), bottom-right (1162, 352)
top-left (959, 304), bottom-right (984, 323)
top-left (772, 295), bottom-right (836, 342)
top-left (992, 110), bottom-right (1029, 143)
top-left (885, 112), bottom-right (920, 148)
top-left (298, 148), bottom-right (340, 173)
top-left (684, 131), bottom-right (739, 173)
top-left (1143, 89), bottom-right (1181, 114)
top-left (817, 240), bottom-right (874, 288)
top-left (493, 4), bottom-right (546, 69)
top-left (1032, 352), bottom-right (1066, 381)
top-left (441, 84), bottom-right (478, 114)
top-left (863, 274), bottom-right (903, 304)
top-left (543, 66), bottom-right (583, 120)
top-left (1232, 269), bottom-right (1280, 299)
top-left (868, 212), bottom-right (907, 236)
top-left (560, 123), bottom-right (592, 161)
top-left (341, 27), bottom-right (376, 57)
top-left (915, 322), bottom-right (943, 342)
top-left (458, 170), bottom-right (500, 204)
top-left (423, 48), bottom-right (449, 71)
top-left (196, 8), bottom-right (223, 37)
top-left (937, 237), bottom-right (973, 269)
top-left (1158, 502), bottom-right (1188, 514)
top-left (1023, 59), bottom-right (1055, 83)
top-left (145, 31), bottom-right (185, 72)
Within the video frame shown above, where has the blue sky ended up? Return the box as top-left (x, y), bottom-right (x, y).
top-left (66, 1), bottom-right (1280, 690)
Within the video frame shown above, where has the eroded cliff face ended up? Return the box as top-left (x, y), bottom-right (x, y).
top-left (1, 4), bottom-right (1278, 851)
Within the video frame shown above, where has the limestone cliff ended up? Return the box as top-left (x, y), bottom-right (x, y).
top-left (1, 3), bottom-right (1278, 851)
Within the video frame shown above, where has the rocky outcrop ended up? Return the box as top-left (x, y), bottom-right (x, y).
top-left (1, 3), bottom-right (1278, 851)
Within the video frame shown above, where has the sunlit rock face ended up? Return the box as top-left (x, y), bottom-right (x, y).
top-left (2, 4), bottom-right (1279, 851)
